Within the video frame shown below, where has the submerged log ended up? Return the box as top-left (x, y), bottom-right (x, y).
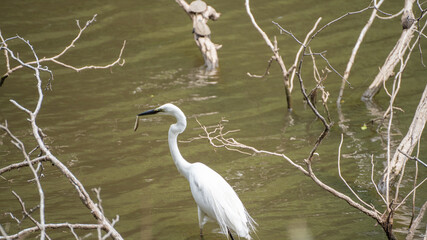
top-left (176, 0), bottom-right (221, 70)
top-left (379, 84), bottom-right (427, 191)
top-left (362, 0), bottom-right (417, 100)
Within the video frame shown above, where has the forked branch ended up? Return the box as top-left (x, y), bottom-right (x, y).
top-left (0, 14), bottom-right (126, 87)
top-left (0, 17), bottom-right (124, 239)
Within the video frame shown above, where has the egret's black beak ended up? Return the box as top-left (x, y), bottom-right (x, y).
top-left (138, 109), bottom-right (160, 116)
top-left (134, 108), bottom-right (161, 132)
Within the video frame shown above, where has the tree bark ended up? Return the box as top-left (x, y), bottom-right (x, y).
top-left (175, 0), bottom-right (221, 70)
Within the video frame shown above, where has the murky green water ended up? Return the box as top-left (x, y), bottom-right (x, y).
top-left (1, 0), bottom-right (426, 239)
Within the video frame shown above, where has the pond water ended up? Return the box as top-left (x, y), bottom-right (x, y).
top-left (0, 0), bottom-right (426, 239)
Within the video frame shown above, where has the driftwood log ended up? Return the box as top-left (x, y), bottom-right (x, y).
top-left (362, 0), bottom-right (417, 100)
top-left (175, 0), bottom-right (221, 70)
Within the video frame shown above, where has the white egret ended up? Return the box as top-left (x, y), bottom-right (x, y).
top-left (135, 103), bottom-right (256, 240)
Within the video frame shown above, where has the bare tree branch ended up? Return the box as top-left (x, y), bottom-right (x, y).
top-left (398, 149), bottom-right (427, 167)
top-left (0, 14), bottom-right (126, 87)
top-left (92, 188), bottom-right (104, 215)
top-left (245, 0), bottom-right (293, 110)
top-left (246, 56), bottom-right (274, 78)
top-left (0, 17), bottom-right (124, 239)
top-left (0, 156), bottom-right (48, 175)
top-left (272, 18), bottom-right (322, 93)
top-left (0, 117), bottom-right (46, 239)
top-left (11, 191), bottom-right (44, 233)
top-left (195, 118), bottom-right (381, 221)
top-left (0, 223), bottom-right (103, 240)
top-left (193, 2), bottom-right (427, 238)
top-left (395, 177), bottom-right (427, 211)
top-left (337, 0), bottom-right (385, 104)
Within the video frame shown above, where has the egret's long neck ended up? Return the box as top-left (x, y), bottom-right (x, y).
top-left (168, 113), bottom-right (191, 179)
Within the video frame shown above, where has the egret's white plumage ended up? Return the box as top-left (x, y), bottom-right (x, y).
top-left (137, 103), bottom-right (256, 239)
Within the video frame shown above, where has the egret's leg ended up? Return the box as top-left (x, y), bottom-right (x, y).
top-left (197, 207), bottom-right (207, 236)
top-left (227, 228), bottom-right (235, 240)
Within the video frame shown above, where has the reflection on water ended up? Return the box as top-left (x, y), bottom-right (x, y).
top-left (132, 67), bottom-right (218, 95)
top-left (287, 219), bottom-right (313, 240)
top-left (186, 67), bottom-right (219, 88)
top-left (0, 0), bottom-right (426, 239)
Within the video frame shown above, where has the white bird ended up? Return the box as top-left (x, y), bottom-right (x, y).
top-left (135, 103), bottom-right (256, 240)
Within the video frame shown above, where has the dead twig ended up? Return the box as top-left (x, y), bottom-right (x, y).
top-left (398, 149), bottom-right (427, 167)
top-left (0, 19), bottom-right (124, 239)
top-left (195, 118), bottom-right (381, 222)
top-left (245, 0), bottom-right (292, 110)
top-left (247, 56), bottom-right (275, 78)
top-left (0, 155), bottom-right (49, 175)
top-left (0, 14), bottom-right (126, 87)
top-left (273, 17), bottom-right (321, 93)
top-left (11, 191), bottom-right (46, 238)
top-left (92, 188), bottom-right (104, 215)
top-left (338, 0), bottom-right (385, 103)
top-left (0, 223), bottom-right (103, 240)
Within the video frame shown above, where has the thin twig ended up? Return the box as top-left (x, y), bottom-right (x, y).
top-left (101, 216), bottom-right (120, 240)
top-left (395, 177), bottom-right (427, 210)
top-left (0, 15), bottom-right (126, 84)
top-left (273, 18), bottom-right (321, 92)
top-left (54, 15), bottom-right (98, 60)
top-left (308, 47), bottom-right (332, 122)
top-left (247, 56), bottom-right (275, 78)
top-left (49, 40), bottom-right (126, 72)
top-left (338, 0), bottom-right (385, 103)
top-left (92, 188), bottom-right (104, 214)
top-left (245, 0), bottom-right (292, 109)
top-left (398, 149), bottom-right (427, 167)
top-left (69, 226), bottom-right (80, 240)
top-left (375, 8), bottom-right (404, 19)
top-left (196, 118), bottom-right (381, 221)
top-left (371, 155), bottom-right (387, 204)
top-left (1, 26), bottom-right (123, 239)
top-left (0, 155), bottom-right (49, 175)
top-left (11, 191), bottom-right (43, 233)
top-left (0, 223), bottom-right (103, 240)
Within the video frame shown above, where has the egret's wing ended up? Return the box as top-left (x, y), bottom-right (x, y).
top-left (188, 163), bottom-right (256, 239)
